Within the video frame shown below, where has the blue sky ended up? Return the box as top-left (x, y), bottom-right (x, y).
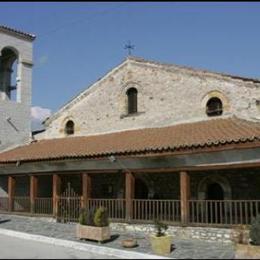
top-left (1, 2), bottom-right (260, 128)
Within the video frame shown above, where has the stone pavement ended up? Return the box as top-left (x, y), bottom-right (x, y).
top-left (0, 233), bottom-right (120, 259)
top-left (0, 214), bottom-right (235, 259)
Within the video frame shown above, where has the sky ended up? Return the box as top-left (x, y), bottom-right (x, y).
top-left (1, 2), bottom-right (260, 129)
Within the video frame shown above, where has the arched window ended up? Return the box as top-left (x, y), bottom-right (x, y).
top-left (126, 87), bottom-right (138, 114)
top-left (206, 97), bottom-right (223, 117)
top-left (0, 47), bottom-right (18, 101)
top-left (65, 120), bottom-right (74, 135)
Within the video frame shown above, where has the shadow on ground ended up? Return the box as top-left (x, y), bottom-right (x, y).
top-left (0, 219), bottom-right (11, 224)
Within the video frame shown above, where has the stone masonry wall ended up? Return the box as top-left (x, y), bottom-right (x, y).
top-left (42, 58), bottom-right (260, 139)
top-left (0, 31), bottom-right (33, 151)
top-left (190, 168), bottom-right (260, 200)
top-left (90, 169), bottom-right (260, 200)
top-left (111, 222), bottom-right (247, 243)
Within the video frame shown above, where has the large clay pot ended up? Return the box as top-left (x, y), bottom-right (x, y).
top-left (150, 234), bottom-right (172, 256)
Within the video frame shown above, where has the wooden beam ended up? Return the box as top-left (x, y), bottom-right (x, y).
top-left (82, 173), bottom-right (91, 209)
top-left (1, 146), bottom-right (260, 175)
top-left (30, 175), bottom-right (38, 213)
top-left (8, 176), bottom-right (15, 212)
top-left (180, 171), bottom-right (190, 226)
top-left (53, 174), bottom-right (61, 217)
top-left (125, 172), bottom-right (135, 222)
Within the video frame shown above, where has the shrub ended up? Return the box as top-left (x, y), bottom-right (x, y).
top-left (154, 219), bottom-right (168, 237)
top-left (250, 215), bottom-right (260, 245)
top-left (79, 208), bottom-right (87, 225)
top-left (94, 207), bottom-right (109, 227)
top-left (86, 207), bottom-right (96, 226)
top-left (78, 207), bottom-right (109, 227)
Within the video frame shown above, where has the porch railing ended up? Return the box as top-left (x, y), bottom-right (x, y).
top-left (1, 197), bottom-right (260, 227)
top-left (0, 197), bottom-right (8, 212)
top-left (133, 199), bottom-right (181, 224)
top-left (57, 196), bottom-right (82, 223)
top-left (35, 197), bottom-right (53, 216)
top-left (13, 196), bottom-right (30, 212)
top-left (189, 200), bottom-right (260, 226)
top-left (88, 199), bottom-right (126, 221)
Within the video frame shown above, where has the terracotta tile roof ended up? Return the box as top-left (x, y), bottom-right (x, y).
top-left (0, 117), bottom-right (260, 164)
top-left (0, 25), bottom-right (36, 41)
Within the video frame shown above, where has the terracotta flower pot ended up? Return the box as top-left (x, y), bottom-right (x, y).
top-left (150, 234), bottom-right (172, 256)
top-left (121, 239), bottom-right (138, 248)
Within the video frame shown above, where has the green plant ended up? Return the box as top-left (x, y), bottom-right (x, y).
top-left (154, 219), bottom-right (168, 237)
top-left (231, 224), bottom-right (249, 244)
top-left (86, 207), bottom-right (96, 226)
top-left (250, 215), bottom-right (260, 245)
top-left (79, 208), bottom-right (87, 225)
top-left (94, 207), bottom-right (109, 227)
top-left (78, 207), bottom-right (96, 226)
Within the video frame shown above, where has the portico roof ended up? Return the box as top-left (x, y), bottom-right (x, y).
top-left (0, 117), bottom-right (260, 164)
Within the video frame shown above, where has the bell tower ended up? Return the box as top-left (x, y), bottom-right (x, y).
top-left (0, 25), bottom-right (36, 151)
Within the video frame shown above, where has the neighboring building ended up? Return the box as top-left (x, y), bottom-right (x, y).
top-left (0, 25), bottom-right (260, 242)
top-left (0, 25), bottom-right (35, 151)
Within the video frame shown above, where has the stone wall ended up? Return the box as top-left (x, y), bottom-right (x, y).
top-left (38, 175), bottom-right (52, 197)
top-left (42, 57), bottom-right (260, 140)
top-left (111, 222), bottom-right (247, 243)
top-left (0, 30), bottom-right (34, 151)
top-left (15, 176), bottom-right (29, 196)
top-left (91, 172), bottom-right (125, 199)
top-left (89, 169), bottom-right (260, 200)
top-left (191, 168), bottom-right (260, 200)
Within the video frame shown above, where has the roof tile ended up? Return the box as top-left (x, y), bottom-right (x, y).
top-left (0, 117), bottom-right (260, 163)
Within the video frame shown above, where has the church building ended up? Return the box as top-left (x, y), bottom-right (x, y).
top-left (0, 25), bottom-right (260, 241)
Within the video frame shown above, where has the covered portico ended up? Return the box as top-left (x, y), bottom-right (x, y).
top-left (0, 117), bottom-right (260, 227)
top-left (0, 142), bottom-right (259, 227)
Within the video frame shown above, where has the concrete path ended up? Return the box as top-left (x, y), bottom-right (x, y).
top-left (0, 233), bottom-right (120, 259)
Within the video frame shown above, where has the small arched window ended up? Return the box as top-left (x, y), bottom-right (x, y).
top-left (65, 120), bottom-right (74, 135)
top-left (126, 87), bottom-right (138, 114)
top-left (206, 97), bottom-right (223, 117)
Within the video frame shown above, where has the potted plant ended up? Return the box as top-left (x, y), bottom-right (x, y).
top-left (234, 216), bottom-right (260, 259)
top-left (231, 224), bottom-right (249, 245)
top-left (76, 207), bottom-right (111, 243)
top-left (149, 219), bottom-right (172, 256)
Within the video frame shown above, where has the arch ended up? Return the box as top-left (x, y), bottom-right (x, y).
top-left (206, 182), bottom-right (224, 200)
top-left (201, 90), bottom-right (230, 117)
top-left (206, 97), bottom-right (223, 116)
top-left (119, 82), bottom-right (143, 117)
top-left (65, 120), bottom-right (75, 136)
top-left (197, 175), bottom-right (232, 200)
top-left (126, 87), bottom-right (138, 114)
top-left (0, 47), bottom-right (19, 101)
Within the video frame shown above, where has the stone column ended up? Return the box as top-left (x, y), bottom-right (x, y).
top-left (180, 171), bottom-right (190, 226)
top-left (125, 172), bottom-right (135, 222)
top-left (8, 176), bottom-right (15, 212)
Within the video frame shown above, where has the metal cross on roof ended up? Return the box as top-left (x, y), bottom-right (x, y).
top-left (124, 40), bottom-right (135, 56)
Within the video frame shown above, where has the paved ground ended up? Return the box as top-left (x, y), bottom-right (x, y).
top-left (0, 233), bottom-right (120, 259)
top-left (0, 214), bottom-right (235, 259)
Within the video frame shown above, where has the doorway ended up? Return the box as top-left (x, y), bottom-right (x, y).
top-left (206, 182), bottom-right (224, 200)
top-left (206, 182), bottom-right (224, 223)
